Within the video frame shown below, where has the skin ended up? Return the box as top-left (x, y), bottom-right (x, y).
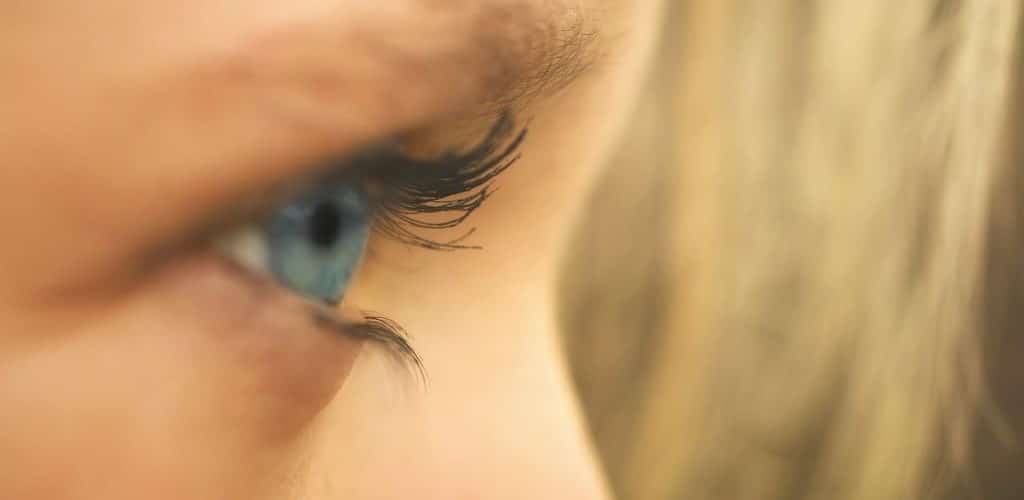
top-left (0, 1), bottom-right (665, 499)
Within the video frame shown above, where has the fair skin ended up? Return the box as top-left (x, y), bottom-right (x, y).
top-left (0, 1), bottom-right (664, 498)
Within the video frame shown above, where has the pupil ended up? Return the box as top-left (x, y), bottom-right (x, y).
top-left (309, 201), bottom-right (343, 249)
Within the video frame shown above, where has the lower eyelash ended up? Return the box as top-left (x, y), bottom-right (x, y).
top-left (312, 307), bottom-right (426, 383)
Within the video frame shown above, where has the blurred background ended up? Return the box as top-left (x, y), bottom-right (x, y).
top-left (560, 2), bottom-right (1024, 499)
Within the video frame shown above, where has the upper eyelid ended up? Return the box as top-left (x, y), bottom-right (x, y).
top-left (76, 3), bottom-right (597, 280)
top-left (178, 3), bottom-right (600, 220)
top-left (259, 113), bottom-right (525, 248)
top-left (184, 111), bottom-right (520, 258)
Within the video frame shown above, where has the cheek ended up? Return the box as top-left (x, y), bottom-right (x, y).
top-left (0, 255), bottom-right (361, 500)
top-left (306, 300), bottom-right (610, 500)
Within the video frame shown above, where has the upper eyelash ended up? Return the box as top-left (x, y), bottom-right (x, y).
top-left (352, 112), bottom-right (526, 250)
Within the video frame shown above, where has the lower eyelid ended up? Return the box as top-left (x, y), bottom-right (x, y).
top-left (195, 238), bottom-right (423, 371)
top-left (146, 250), bottom-right (366, 429)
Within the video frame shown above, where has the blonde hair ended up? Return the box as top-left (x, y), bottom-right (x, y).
top-left (563, 1), bottom-right (1022, 499)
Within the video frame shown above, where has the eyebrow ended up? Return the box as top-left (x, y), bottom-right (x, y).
top-left (213, 1), bottom-right (601, 140)
top-left (456, 2), bottom-right (601, 109)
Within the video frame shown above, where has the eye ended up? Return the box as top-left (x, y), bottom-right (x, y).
top-left (220, 177), bottom-right (371, 306)
top-left (217, 114), bottom-right (523, 310)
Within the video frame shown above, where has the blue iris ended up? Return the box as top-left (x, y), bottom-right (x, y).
top-left (265, 179), bottom-right (370, 305)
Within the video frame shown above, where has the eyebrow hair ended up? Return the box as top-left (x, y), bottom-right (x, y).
top-left (377, 1), bottom-right (603, 106)
top-left (471, 2), bottom-right (601, 110)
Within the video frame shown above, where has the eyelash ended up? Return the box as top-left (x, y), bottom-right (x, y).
top-left (308, 113), bottom-right (525, 373)
top-left (351, 112), bottom-right (525, 250)
top-left (367, 114), bottom-right (526, 250)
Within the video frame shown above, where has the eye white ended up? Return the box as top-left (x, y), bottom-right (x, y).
top-left (217, 225), bottom-right (270, 275)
